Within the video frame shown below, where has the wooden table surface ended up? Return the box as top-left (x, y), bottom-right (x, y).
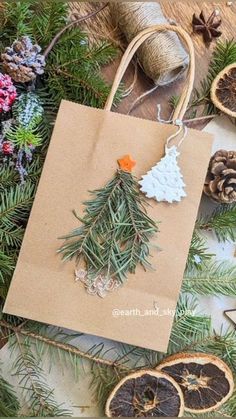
top-left (73, 1), bottom-right (236, 125)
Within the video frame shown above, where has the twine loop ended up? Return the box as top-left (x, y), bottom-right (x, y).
top-left (157, 104), bottom-right (188, 150)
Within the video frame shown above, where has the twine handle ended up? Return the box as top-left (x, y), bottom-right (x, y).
top-left (104, 24), bottom-right (195, 122)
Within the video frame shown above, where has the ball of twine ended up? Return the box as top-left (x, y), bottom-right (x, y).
top-left (111, 2), bottom-right (189, 86)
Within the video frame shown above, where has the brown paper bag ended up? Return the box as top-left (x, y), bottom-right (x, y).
top-left (4, 25), bottom-right (213, 352)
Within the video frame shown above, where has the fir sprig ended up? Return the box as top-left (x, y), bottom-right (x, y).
top-left (183, 260), bottom-right (236, 296)
top-left (7, 125), bottom-right (42, 149)
top-left (0, 251), bottom-right (14, 299)
top-left (0, 182), bottom-right (35, 248)
top-left (0, 366), bottom-right (20, 417)
top-left (10, 335), bottom-right (71, 417)
top-left (46, 33), bottom-right (120, 108)
top-left (187, 231), bottom-right (214, 270)
top-left (59, 170), bottom-right (158, 284)
top-left (197, 203), bottom-right (236, 242)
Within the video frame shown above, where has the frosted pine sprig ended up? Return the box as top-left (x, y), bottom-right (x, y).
top-left (13, 93), bottom-right (44, 129)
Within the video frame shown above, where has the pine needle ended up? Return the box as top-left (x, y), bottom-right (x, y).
top-left (10, 334), bottom-right (71, 416)
top-left (183, 260), bottom-right (236, 296)
top-left (197, 203), bottom-right (236, 242)
top-left (187, 231), bottom-right (214, 270)
top-left (59, 170), bottom-right (159, 284)
top-left (0, 365), bottom-right (20, 417)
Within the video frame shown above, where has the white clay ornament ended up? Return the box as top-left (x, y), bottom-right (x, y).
top-left (139, 145), bottom-right (186, 203)
top-left (139, 116), bottom-right (188, 204)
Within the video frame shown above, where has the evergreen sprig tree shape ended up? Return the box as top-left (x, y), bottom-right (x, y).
top-left (59, 155), bottom-right (159, 295)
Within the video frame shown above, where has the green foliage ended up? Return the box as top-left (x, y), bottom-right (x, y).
top-left (0, 1), bottom-right (236, 415)
top-left (0, 182), bottom-right (35, 248)
top-left (197, 203), bottom-right (236, 242)
top-left (0, 0), bottom-right (67, 48)
top-left (30, 1), bottom-right (68, 48)
top-left (183, 260), bottom-right (236, 296)
top-left (0, 251), bottom-right (14, 299)
top-left (13, 93), bottom-right (44, 129)
top-left (0, 164), bottom-right (19, 192)
top-left (169, 94), bottom-right (180, 111)
top-left (167, 295), bottom-right (211, 354)
top-left (59, 170), bottom-right (159, 284)
top-left (0, 1), bottom-right (121, 109)
top-left (187, 231), bottom-right (214, 270)
top-left (11, 335), bottom-right (71, 416)
top-left (0, 367), bottom-right (20, 417)
top-left (191, 39), bottom-right (236, 115)
top-left (46, 31), bottom-right (120, 108)
top-left (7, 125), bottom-right (42, 148)
top-left (0, 1), bottom-right (33, 45)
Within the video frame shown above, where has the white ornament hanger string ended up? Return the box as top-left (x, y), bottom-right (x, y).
top-left (156, 104), bottom-right (188, 151)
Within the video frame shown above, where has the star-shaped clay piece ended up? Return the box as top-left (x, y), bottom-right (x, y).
top-left (118, 155), bottom-right (136, 172)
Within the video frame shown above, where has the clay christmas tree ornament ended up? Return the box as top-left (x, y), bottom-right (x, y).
top-left (139, 145), bottom-right (186, 203)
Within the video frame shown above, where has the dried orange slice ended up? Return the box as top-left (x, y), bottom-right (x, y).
top-left (211, 63), bottom-right (236, 117)
top-left (157, 352), bottom-right (234, 413)
top-left (105, 369), bottom-right (184, 417)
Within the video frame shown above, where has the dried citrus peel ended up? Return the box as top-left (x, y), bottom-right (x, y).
top-left (105, 369), bottom-right (184, 417)
top-left (157, 352), bottom-right (234, 413)
top-left (211, 63), bottom-right (236, 117)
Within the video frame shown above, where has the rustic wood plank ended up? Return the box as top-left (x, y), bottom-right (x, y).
top-left (72, 1), bottom-right (236, 124)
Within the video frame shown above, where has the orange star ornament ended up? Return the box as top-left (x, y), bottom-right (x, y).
top-left (118, 155), bottom-right (136, 172)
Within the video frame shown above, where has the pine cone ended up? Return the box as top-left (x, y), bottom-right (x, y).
top-left (1, 36), bottom-right (46, 83)
top-left (204, 149), bottom-right (236, 203)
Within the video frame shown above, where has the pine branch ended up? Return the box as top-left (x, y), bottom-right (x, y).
top-left (0, 182), bottom-right (35, 248)
top-left (0, 1), bottom-right (34, 46)
top-left (59, 170), bottom-right (158, 284)
top-left (187, 231), bottom-right (214, 270)
top-left (11, 333), bottom-right (71, 416)
top-left (45, 24), bottom-right (121, 108)
top-left (0, 366), bottom-right (20, 417)
top-left (43, 3), bottom-right (109, 58)
top-left (30, 0), bottom-right (68, 48)
top-left (0, 164), bottom-right (19, 192)
top-left (0, 251), bottom-right (15, 299)
top-left (0, 320), bottom-right (126, 370)
top-left (197, 203), bottom-right (236, 242)
top-left (90, 363), bottom-right (124, 411)
top-left (183, 260), bottom-right (236, 296)
top-left (167, 295), bottom-right (211, 354)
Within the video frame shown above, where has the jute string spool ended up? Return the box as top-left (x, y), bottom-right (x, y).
top-left (110, 2), bottom-right (189, 86)
top-left (105, 24), bottom-right (195, 123)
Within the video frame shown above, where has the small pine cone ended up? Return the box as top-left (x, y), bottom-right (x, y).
top-left (1, 36), bottom-right (46, 83)
top-left (204, 149), bottom-right (236, 203)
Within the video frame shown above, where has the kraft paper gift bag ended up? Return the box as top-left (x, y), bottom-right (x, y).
top-left (4, 25), bottom-right (213, 352)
